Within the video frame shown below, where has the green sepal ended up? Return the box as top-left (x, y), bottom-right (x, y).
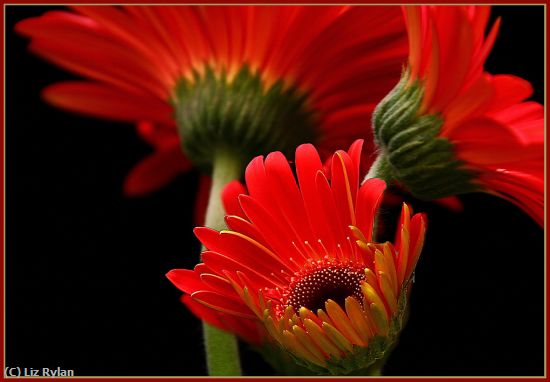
top-left (371, 70), bottom-right (480, 200)
top-left (253, 343), bottom-right (317, 376)
top-left (172, 65), bottom-right (317, 171)
top-left (262, 284), bottom-right (412, 376)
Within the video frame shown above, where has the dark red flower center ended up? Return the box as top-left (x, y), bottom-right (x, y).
top-left (287, 267), bottom-right (365, 312)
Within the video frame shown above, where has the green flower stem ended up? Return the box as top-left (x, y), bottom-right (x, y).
top-left (201, 149), bottom-right (244, 376)
top-left (203, 149), bottom-right (243, 233)
top-left (202, 324), bottom-right (241, 376)
top-left (365, 152), bottom-right (393, 182)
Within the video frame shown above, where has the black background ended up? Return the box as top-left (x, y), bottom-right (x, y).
top-left (5, 6), bottom-right (545, 376)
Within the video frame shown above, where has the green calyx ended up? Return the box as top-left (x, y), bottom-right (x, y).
top-left (298, 286), bottom-right (409, 376)
top-left (370, 70), bottom-right (479, 200)
top-left (172, 65), bottom-right (318, 170)
top-left (260, 285), bottom-right (411, 376)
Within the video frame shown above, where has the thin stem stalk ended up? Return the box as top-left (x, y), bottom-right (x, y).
top-left (201, 149), bottom-right (244, 376)
top-left (365, 151), bottom-right (392, 181)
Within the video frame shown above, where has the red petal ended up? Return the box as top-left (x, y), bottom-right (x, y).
top-left (200, 273), bottom-right (237, 296)
top-left (266, 7), bottom-right (343, 83)
top-left (123, 146), bottom-right (191, 196)
top-left (43, 82), bottom-right (174, 125)
top-left (405, 213), bottom-right (427, 280)
top-left (403, 6), bottom-right (423, 79)
top-left (296, 7), bottom-right (406, 104)
top-left (449, 118), bottom-right (539, 166)
top-left (201, 251), bottom-right (281, 289)
top-left (244, 156), bottom-right (271, 208)
top-left (237, 195), bottom-right (301, 269)
top-left (219, 230), bottom-right (292, 274)
top-left (221, 180), bottom-right (248, 218)
top-left (17, 10), bottom-right (172, 98)
top-left (347, 139), bottom-right (364, 182)
top-left (356, 178), bottom-right (387, 242)
top-left (318, 107), bottom-right (374, 164)
top-left (492, 102), bottom-right (544, 145)
top-left (442, 74), bottom-right (493, 133)
top-left (488, 75), bottom-right (533, 111)
top-left (181, 294), bottom-right (224, 328)
top-left (468, 6), bottom-right (491, 49)
top-left (264, 151), bottom-right (315, 244)
top-left (314, 170), bottom-right (348, 255)
top-left (394, 203), bottom-right (411, 257)
top-left (330, 150), bottom-right (358, 227)
top-left (295, 144), bottom-right (337, 250)
top-left (469, 16), bottom-right (500, 80)
top-left (124, 146), bottom-right (192, 196)
top-left (194, 227), bottom-right (222, 250)
top-left (196, 225), bottom-right (292, 276)
top-left (433, 196), bottom-right (463, 212)
top-left (191, 290), bottom-right (255, 319)
top-left (224, 216), bottom-right (262, 243)
top-left (429, 7), bottom-right (474, 112)
top-left (135, 121), bottom-right (179, 149)
top-left (166, 269), bottom-right (204, 294)
top-left (494, 102), bottom-right (543, 127)
top-left (71, 5), bottom-right (185, 79)
top-left (479, 170), bottom-right (543, 227)
top-left (30, 37), bottom-right (167, 100)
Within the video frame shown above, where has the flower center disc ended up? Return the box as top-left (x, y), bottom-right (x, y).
top-left (287, 267), bottom-right (365, 312)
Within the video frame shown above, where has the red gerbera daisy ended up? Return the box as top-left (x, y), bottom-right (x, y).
top-left (16, 6), bottom-right (408, 196)
top-left (370, 6), bottom-right (543, 226)
top-left (167, 140), bottom-right (427, 374)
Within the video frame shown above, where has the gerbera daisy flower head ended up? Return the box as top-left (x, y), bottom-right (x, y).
top-left (167, 140), bottom-right (427, 374)
top-left (370, 6), bottom-right (543, 226)
top-left (16, 6), bottom-right (408, 191)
